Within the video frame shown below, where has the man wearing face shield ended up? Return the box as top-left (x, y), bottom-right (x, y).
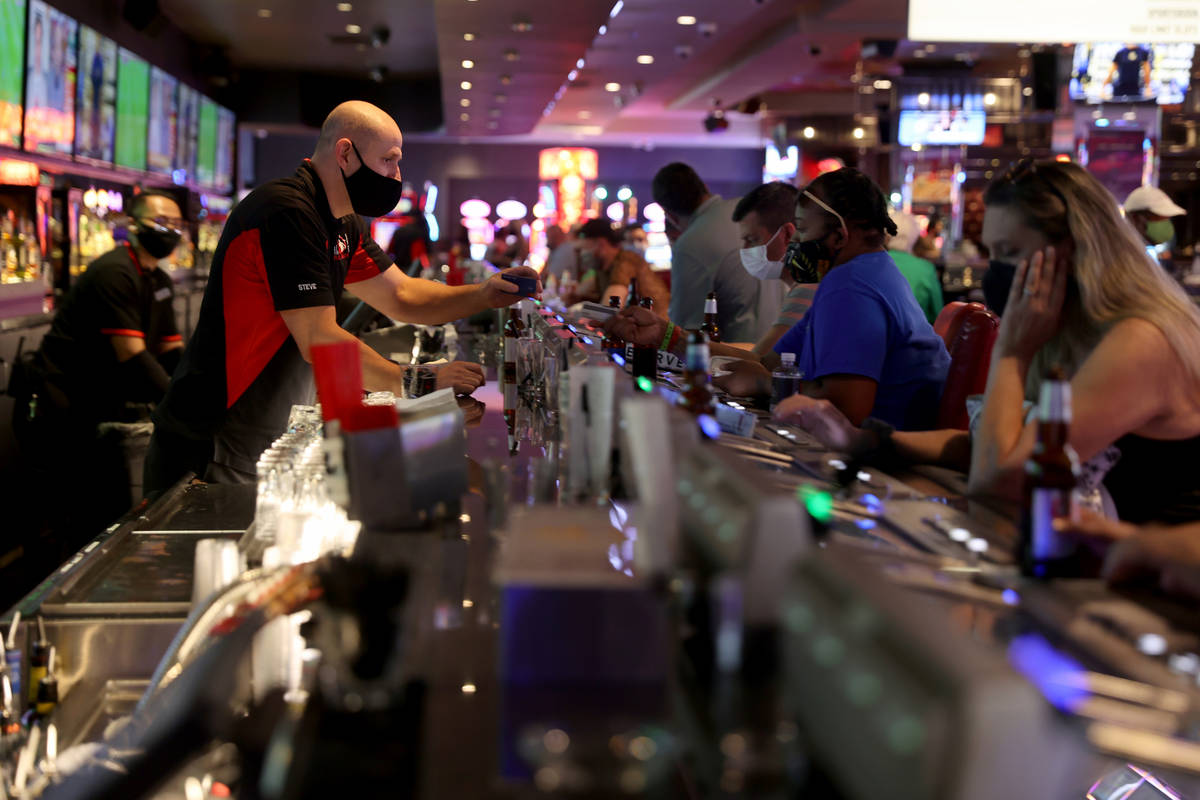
top-left (146, 101), bottom-right (539, 496)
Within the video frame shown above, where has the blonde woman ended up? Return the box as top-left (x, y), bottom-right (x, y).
top-left (777, 160), bottom-right (1200, 524)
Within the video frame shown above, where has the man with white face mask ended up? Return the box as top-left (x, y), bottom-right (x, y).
top-left (732, 182), bottom-right (819, 358)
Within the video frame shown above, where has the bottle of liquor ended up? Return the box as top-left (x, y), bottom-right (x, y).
top-left (600, 294), bottom-right (624, 355)
top-left (1019, 366), bottom-right (1083, 578)
top-left (503, 306), bottom-right (525, 388)
top-left (631, 296), bottom-right (657, 384)
top-left (679, 331), bottom-right (715, 417)
top-left (700, 291), bottom-right (721, 342)
top-left (770, 353), bottom-right (802, 410)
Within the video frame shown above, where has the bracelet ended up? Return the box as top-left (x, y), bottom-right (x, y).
top-left (660, 321), bottom-right (676, 352)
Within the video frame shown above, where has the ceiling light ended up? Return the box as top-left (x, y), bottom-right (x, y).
top-left (677, 15), bottom-right (696, 25)
top-left (911, 143), bottom-right (923, 152)
top-left (578, 110), bottom-right (591, 119)
top-left (488, 121), bottom-right (498, 130)
top-left (917, 92), bottom-right (930, 106)
top-left (511, 17), bottom-right (533, 33)
top-left (257, 8), bottom-right (272, 18)
top-left (853, 127), bottom-right (865, 139)
top-left (495, 94), bottom-right (507, 103)
top-left (500, 74), bottom-right (512, 85)
top-left (803, 126), bottom-right (815, 139)
top-left (460, 113), bottom-right (470, 121)
top-left (605, 82), bottom-right (621, 92)
top-left (489, 108), bottom-right (502, 117)
top-left (598, 24), bottom-right (607, 35)
top-left (461, 59), bottom-right (474, 69)
top-left (460, 98), bottom-right (471, 107)
top-left (637, 54), bottom-right (654, 65)
top-left (984, 92), bottom-right (997, 106)
top-left (345, 23), bottom-right (361, 34)
top-left (567, 69), bottom-right (578, 81)
top-left (576, 58), bottom-right (586, 69)
top-left (873, 79), bottom-right (891, 90)
top-left (609, 0), bottom-right (623, 17)
top-left (336, 2), bottom-right (352, 10)
top-left (460, 80), bottom-right (472, 90)
top-left (504, 49), bottom-right (519, 61)
top-left (1022, 86), bottom-right (1033, 96)
top-left (463, 32), bottom-right (475, 41)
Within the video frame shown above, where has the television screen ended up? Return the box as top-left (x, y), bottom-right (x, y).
top-left (23, 0), bottom-right (76, 156)
top-left (196, 96), bottom-right (217, 187)
top-left (897, 109), bottom-right (986, 146)
top-left (214, 106), bottom-right (235, 194)
top-left (114, 48), bottom-right (149, 170)
top-left (0, 0), bottom-right (25, 148)
top-left (74, 25), bottom-right (117, 163)
top-left (175, 83), bottom-right (199, 182)
top-left (1070, 43), bottom-right (1195, 105)
top-left (147, 66), bottom-right (177, 175)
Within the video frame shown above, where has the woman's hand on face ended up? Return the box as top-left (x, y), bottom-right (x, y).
top-left (995, 245), bottom-right (1069, 362)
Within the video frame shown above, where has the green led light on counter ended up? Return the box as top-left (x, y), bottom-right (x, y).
top-left (798, 484), bottom-right (833, 523)
top-left (636, 376), bottom-right (653, 393)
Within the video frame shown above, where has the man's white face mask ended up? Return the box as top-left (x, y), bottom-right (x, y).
top-left (739, 226), bottom-right (786, 280)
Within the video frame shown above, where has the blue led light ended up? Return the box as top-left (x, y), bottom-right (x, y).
top-left (1007, 633), bottom-right (1088, 712)
top-left (611, 353), bottom-right (626, 367)
top-left (698, 415), bottom-right (721, 439)
top-left (1002, 588), bottom-right (1020, 606)
top-left (860, 493), bottom-right (882, 510)
top-left (855, 518), bottom-right (876, 530)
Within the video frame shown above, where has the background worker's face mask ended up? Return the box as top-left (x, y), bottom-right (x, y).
top-left (1145, 218), bottom-right (1175, 245)
top-left (740, 226), bottom-right (787, 280)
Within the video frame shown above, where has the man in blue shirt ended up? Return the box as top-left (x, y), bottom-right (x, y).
top-left (606, 169), bottom-right (950, 431)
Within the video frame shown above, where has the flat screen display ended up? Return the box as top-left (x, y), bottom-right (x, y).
top-left (23, 0), bottom-right (76, 156)
top-left (114, 48), bottom-right (149, 170)
top-left (195, 96), bottom-right (217, 187)
top-left (1070, 43), bottom-right (1195, 105)
top-left (214, 105), bottom-right (235, 193)
top-left (897, 109), bottom-right (987, 146)
top-left (74, 25), bottom-right (117, 163)
top-left (0, 0), bottom-right (25, 148)
top-left (910, 0), bottom-right (1200, 44)
top-left (175, 83), bottom-right (199, 182)
top-left (147, 66), bottom-right (177, 175)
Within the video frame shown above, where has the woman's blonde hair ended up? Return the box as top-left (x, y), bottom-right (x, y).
top-left (984, 160), bottom-right (1200, 398)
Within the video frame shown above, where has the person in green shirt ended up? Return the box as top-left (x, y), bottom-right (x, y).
top-left (887, 210), bottom-right (944, 324)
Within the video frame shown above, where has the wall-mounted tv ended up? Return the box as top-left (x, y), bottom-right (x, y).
top-left (0, 0), bottom-right (25, 148)
top-left (214, 105), bottom-right (235, 194)
top-left (896, 109), bottom-right (987, 147)
top-left (175, 83), bottom-right (199, 182)
top-left (147, 66), bottom-right (177, 175)
top-left (1070, 43), bottom-right (1195, 106)
top-left (195, 96), bottom-right (217, 187)
top-left (23, 0), bottom-right (76, 156)
top-left (114, 48), bottom-right (150, 170)
top-left (75, 25), bottom-right (117, 164)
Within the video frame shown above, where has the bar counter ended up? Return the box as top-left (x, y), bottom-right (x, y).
top-left (4, 320), bottom-right (1200, 800)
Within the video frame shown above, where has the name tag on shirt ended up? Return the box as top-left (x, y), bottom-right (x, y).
top-left (154, 287), bottom-right (172, 302)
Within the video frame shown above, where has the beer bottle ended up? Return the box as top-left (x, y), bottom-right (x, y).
top-left (700, 292), bottom-right (721, 342)
top-left (1019, 366), bottom-right (1083, 578)
top-left (631, 296), bottom-right (657, 384)
top-left (679, 331), bottom-right (715, 417)
top-left (600, 294), bottom-right (624, 354)
top-left (628, 277), bottom-right (640, 308)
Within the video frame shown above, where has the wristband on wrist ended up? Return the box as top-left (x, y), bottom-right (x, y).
top-left (660, 321), bottom-right (676, 352)
top-left (857, 417), bottom-right (899, 467)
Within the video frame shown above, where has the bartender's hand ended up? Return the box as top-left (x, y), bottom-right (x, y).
top-left (436, 361), bottom-right (485, 395)
top-left (481, 266), bottom-right (542, 308)
top-left (457, 396), bottom-right (486, 427)
top-left (773, 395), bottom-right (870, 453)
top-left (603, 305), bottom-right (666, 348)
top-left (712, 359), bottom-right (770, 397)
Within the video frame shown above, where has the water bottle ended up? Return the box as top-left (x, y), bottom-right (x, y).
top-left (770, 353), bottom-right (802, 410)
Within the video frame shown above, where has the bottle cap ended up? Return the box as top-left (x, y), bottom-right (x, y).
top-left (781, 352), bottom-right (796, 365)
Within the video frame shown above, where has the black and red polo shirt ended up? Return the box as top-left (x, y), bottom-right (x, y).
top-left (153, 160), bottom-right (391, 474)
top-left (40, 242), bottom-right (181, 418)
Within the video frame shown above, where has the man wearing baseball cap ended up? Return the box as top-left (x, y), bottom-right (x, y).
top-left (1124, 185), bottom-right (1186, 248)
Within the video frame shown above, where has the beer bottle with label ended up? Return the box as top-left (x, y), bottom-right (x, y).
top-left (679, 331), bottom-right (716, 417)
top-left (631, 296), bottom-right (657, 384)
top-left (700, 292), bottom-right (721, 342)
top-left (600, 295), bottom-right (624, 354)
top-left (1019, 366), bottom-right (1083, 578)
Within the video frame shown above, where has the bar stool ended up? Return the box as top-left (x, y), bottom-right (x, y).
top-left (936, 305), bottom-right (1000, 430)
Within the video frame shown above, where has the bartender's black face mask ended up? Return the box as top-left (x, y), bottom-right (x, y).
top-left (341, 140), bottom-right (404, 218)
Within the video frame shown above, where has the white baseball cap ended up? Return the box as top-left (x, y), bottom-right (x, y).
top-left (1124, 186), bottom-right (1186, 217)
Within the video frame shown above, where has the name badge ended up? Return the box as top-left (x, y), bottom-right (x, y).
top-left (154, 287), bottom-right (171, 302)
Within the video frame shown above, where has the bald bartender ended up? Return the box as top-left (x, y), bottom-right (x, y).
top-left (146, 101), bottom-right (539, 495)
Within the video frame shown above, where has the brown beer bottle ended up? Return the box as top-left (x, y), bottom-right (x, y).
top-left (1019, 366), bottom-right (1084, 578)
top-left (700, 291), bottom-right (721, 342)
top-left (600, 294), bottom-right (623, 354)
top-left (631, 296), bottom-right (657, 383)
top-left (679, 331), bottom-right (716, 417)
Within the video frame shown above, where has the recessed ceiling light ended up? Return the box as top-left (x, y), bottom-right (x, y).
top-left (567, 69), bottom-right (578, 81)
top-left (463, 32), bottom-right (475, 41)
top-left (677, 15), bottom-right (696, 25)
top-left (511, 18), bottom-right (533, 33)
top-left (598, 24), bottom-right (607, 35)
top-left (460, 98), bottom-right (471, 107)
top-left (636, 54), bottom-right (654, 65)
top-left (495, 94), bottom-right (507, 103)
top-left (917, 92), bottom-right (930, 105)
top-left (984, 92), bottom-right (997, 106)
top-left (576, 58), bottom-right (586, 69)
top-left (345, 23), bottom-right (361, 34)
top-left (803, 126), bottom-right (816, 139)
top-left (336, 2), bottom-right (352, 10)
top-left (489, 108), bottom-right (502, 117)
top-left (461, 81), bottom-right (473, 91)
top-left (461, 59), bottom-right (474, 69)
top-left (460, 112), bottom-right (470, 121)
top-left (911, 143), bottom-right (923, 152)
top-left (605, 82), bottom-right (621, 92)
top-left (578, 110), bottom-right (591, 119)
top-left (853, 127), bottom-right (865, 139)
top-left (499, 74), bottom-right (512, 85)
top-left (257, 8), bottom-right (272, 18)
top-left (873, 79), bottom-right (892, 90)
top-left (488, 121), bottom-right (498, 130)
top-left (504, 49), bottom-right (519, 61)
